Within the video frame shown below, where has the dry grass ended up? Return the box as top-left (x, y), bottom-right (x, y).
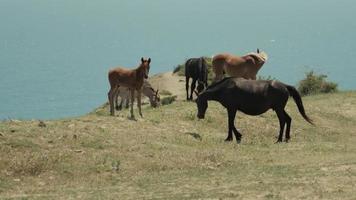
top-left (0, 92), bottom-right (356, 199)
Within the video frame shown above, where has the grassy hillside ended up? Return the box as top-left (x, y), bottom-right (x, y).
top-left (1, 91), bottom-right (356, 199)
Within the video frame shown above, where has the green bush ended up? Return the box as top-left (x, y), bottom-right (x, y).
top-left (173, 64), bottom-right (185, 76)
top-left (161, 95), bottom-right (177, 105)
top-left (298, 71), bottom-right (338, 96)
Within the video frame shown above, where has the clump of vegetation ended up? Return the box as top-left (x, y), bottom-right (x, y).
top-left (161, 95), bottom-right (177, 105)
top-left (173, 64), bottom-right (185, 76)
top-left (298, 71), bottom-right (338, 96)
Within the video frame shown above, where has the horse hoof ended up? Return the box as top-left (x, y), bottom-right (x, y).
top-left (275, 140), bottom-right (283, 144)
top-left (224, 138), bottom-right (233, 142)
top-left (236, 138), bottom-right (242, 144)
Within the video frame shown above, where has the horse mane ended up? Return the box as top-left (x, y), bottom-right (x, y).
top-left (246, 51), bottom-right (268, 63)
top-left (206, 77), bottom-right (233, 90)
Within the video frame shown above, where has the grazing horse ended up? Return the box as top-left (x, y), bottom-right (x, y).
top-left (196, 77), bottom-right (314, 143)
top-left (115, 79), bottom-right (160, 110)
top-left (185, 57), bottom-right (208, 100)
top-left (108, 57), bottom-right (151, 118)
top-left (212, 49), bottom-right (268, 81)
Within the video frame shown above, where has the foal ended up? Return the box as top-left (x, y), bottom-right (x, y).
top-left (196, 77), bottom-right (314, 143)
top-left (212, 49), bottom-right (268, 81)
top-left (185, 57), bottom-right (208, 100)
top-left (115, 79), bottom-right (160, 109)
top-left (108, 57), bottom-right (151, 118)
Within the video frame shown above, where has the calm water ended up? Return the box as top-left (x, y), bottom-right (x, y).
top-left (1, 0), bottom-right (356, 120)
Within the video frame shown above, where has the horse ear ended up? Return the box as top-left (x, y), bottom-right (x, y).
top-left (148, 58), bottom-right (151, 64)
top-left (257, 48), bottom-right (260, 53)
top-left (141, 57), bottom-right (144, 63)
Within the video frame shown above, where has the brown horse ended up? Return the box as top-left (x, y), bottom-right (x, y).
top-left (212, 49), bottom-right (268, 81)
top-left (108, 57), bottom-right (151, 118)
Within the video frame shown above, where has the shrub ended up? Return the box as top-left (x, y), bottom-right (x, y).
top-left (161, 95), bottom-right (177, 105)
top-left (173, 64), bottom-right (185, 76)
top-left (298, 71), bottom-right (338, 96)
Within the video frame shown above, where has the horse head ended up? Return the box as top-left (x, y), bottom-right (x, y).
top-left (152, 89), bottom-right (161, 107)
top-left (140, 57), bottom-right (151, 79)
top-left (196, 95), bottom-right (207, 119)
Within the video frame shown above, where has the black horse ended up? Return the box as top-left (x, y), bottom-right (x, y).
top-left (196, 77), bottom-right (314, 143)
top-left (185, 57), bottom-right (208, 100)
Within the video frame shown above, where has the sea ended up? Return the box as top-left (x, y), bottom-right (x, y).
top-left (1, 0), bottom-right (356, 120)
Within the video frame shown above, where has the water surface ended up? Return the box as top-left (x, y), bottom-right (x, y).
top-left (1, 0), bottom-right (355, 119)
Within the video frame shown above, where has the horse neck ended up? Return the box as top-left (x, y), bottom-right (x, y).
top-left (142, 87), bottom-right (154, 100)
top-left (135, 64), bottom-right (146, 80)
top-left (200, 88), bottom-right (220, 102)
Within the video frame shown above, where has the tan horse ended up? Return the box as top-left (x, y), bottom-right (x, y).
top-left (212, 49), bottom-right (268, 81)
top-left (115, 79), bottom-right (160, 110)
top-left (108, 57), bottom-right (151, 118)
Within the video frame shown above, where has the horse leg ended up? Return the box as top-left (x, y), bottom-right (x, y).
top-left (115, 92), bottom-right (120, 111)
top-left (190, 79), bottom-right (197, 100)
top-left (108, 87), bottom-right (116, 116)
top-left (284, 110), bottom-right (292, 142)
top-left (229, 109), bottom-right (242, 143)
top-left (225, 109), bottom-right (237, 142)
top-left (125, 95), bottom-right (130, 109)
top-left (275, 109), bottom-right (286, 143)
top-left (130, 89), bottom-right (135, 119)
top-left (186, 76), bottom-right (190, 100)
top-left (137, 89), bottom-right (143, 117)
top-left (113, 87), bottom-right (120, 111)
top-left (108, 86), bottom-right (119, 116)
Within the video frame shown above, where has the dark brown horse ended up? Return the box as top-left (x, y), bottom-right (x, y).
top-left (108, 57), bottom-right (150, 118)
top-left (212, 49), bottom-right (268, 81)
top-left (185, 57), bottom-right (208, 100)
top-left (196, 77), bottom-right (314, 143)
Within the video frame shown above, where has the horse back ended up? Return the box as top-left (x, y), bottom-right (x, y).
top-left (108, 67), bottom-right (140, 88)
top-left (220, 79), bottom-right (285, 114)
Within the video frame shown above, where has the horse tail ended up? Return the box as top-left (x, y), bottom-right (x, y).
top-left (285, 84), bottom-right (314, 125)
top-left (211, 54), bottom-right (226, 78)
top-left (184, 58), bottom-right (192, 76)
